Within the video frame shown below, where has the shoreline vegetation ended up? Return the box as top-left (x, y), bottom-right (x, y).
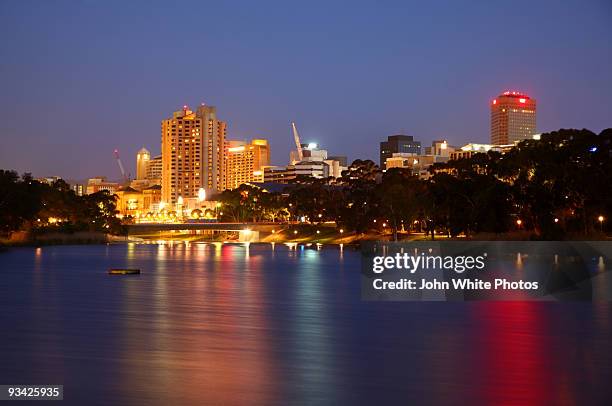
top-left (2, 128), bottom-right (611, 248)
top-left (3, 227), bottom-right (609, 249)
top-left (0, 231), bottom-right (126, 247)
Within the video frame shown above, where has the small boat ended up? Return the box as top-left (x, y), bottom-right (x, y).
top-left (108, 268), bottom-right (141, 275)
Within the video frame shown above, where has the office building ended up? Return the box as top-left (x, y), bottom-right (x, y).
top-left (491, 91), bottom-right (537, 145)
top-left (380, 135), bottom-right (421, 169)
top-left (136, 147), bottom-right (150, 180)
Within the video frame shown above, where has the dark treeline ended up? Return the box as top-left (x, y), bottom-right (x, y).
top-left (217, 128), bottom-right (612, 239)
top-left (0, 171), bottom-right (121, 236)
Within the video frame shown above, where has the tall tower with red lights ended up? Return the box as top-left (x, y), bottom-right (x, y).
top-left (490, 91), bottom-right (537, 145)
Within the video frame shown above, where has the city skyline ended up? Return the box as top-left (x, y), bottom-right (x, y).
top-left (1, 0), bottom-right (611, 180)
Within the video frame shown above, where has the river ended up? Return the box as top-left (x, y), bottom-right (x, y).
top-left (0, 243), bottom-right (611, 405)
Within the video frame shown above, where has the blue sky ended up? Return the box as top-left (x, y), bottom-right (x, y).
top-left (1, 0), bottom-right (610, 180)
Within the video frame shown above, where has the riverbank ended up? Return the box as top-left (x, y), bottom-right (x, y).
top-left (0, 231), bottom-right (127, 247)
top-left (2, 227), bottom-right (609, 248)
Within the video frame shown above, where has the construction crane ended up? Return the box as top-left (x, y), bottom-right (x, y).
top-left (291, 122), bottom-right (303, 161)
top-left (113, 149), bottom-right (130, 185)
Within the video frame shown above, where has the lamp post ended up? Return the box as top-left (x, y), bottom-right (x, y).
top-left (598, 215), bottom-right (604, 232)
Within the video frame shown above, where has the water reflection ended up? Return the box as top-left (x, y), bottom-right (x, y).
top-left (0, 244), bottom-right (611, 405)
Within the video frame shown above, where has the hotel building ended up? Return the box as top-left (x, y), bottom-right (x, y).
top-left (161, 104), bottom-right (227, 205)
top-left (225, 139), bottom-right (270, 190)
top-left (491, 91), bottom-right (537, 145)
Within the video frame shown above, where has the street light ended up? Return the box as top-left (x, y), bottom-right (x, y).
top-left (598, 215), bottom-right (605, 232)
top-left (516, 219), bottom-right (522, 227)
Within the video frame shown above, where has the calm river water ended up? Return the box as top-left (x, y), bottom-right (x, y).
top-left (1, 243), bottom-right (611, 405)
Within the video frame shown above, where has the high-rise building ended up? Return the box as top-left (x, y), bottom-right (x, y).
top-left (251, 139), bottom-right (270, 172)
top-left (146, 155), bottom-right (162, 182)
top-left (380, 135), bottom-right (421, 169)
top-left (161, 104), bottom-right (227, 205)
top-left (136, 147), bottom-right (150, 180)
top-left (225, 139), bottom-right (271, 190)
top-left (131, 152), bottom-right (161, 191)
top-left (197, 105), bottom-right (227, 192)
top-left (490, 91), bottom-right (537, 145)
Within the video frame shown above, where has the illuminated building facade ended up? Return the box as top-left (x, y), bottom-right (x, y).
top-left (385, 153), bottom-right (448, 179)
top-left (491, 91), bottom-right (537, 145)
top-left (146, 155), bottom-right (162, 182)
top-left (251, 139), bottom-right (270, 172)
top-left (115, 184), bottom-right (162, 218)
top-left (198, 105), bottom-right (227, 192)
top-left (136, 147), bottom-right (150, 180)
top-left (36, 176), bottom-right (62, 185)
top-left (70, 183), bottom-right (84, 196)
top-left (449, 143), bottom-right (516, 160)
top-left (86, 177), bottom-right (119, 195)
top-left (161, 104), bottom-right (227, 205)
top-left (225, 139), bottom-right (271, 190)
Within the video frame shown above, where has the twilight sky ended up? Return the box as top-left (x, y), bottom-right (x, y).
top-left (0, 0), bottom-right (611, 181)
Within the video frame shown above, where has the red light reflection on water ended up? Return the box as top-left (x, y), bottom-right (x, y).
top-left (470, 302), bottom-right (571, 405)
